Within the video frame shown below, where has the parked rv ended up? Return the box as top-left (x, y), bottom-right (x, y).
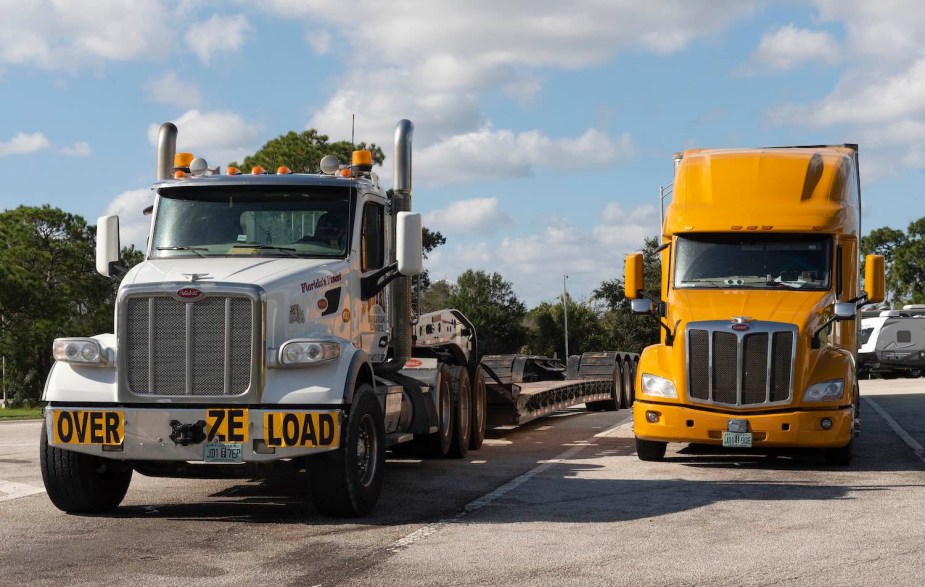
top-left (858, 311), bottom-right (925, 378)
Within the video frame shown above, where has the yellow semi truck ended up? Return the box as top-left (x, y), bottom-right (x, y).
top-left (625, 144), bottom-right (885, 465)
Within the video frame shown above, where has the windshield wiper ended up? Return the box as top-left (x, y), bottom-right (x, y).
top-left (230, 244), bottom-right (300, 257)
top-left (156, 246), bottom-right (207, 258)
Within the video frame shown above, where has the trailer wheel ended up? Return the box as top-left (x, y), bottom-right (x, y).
top-left (824, 439), bottom-right (853, 466)
top-left (307, 384), bottom-right (385, 517)
top-left (635, 437), bottom-right (667, 462)
top-left (620, 359), bottom-right (636, 409)
top-left (447, 366), bottom-right (471, 458)
top-left (469, 365), bottom-right (487, 450)
top-left (416, 364), bottom-right (455, 457)
top-left (40, 421), bottom-right (132, 514)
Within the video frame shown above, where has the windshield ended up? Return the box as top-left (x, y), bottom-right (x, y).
top-left (150, 186), bottom-right (351, 258)
top-left (674, 233), bottom-right (832, 290)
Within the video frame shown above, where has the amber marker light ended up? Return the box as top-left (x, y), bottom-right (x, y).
top-left (226, 166), bottom-right (241, 175)
top-left (277, 166), bottom-right (292, 175)
top-left (251, 166), bottom-right (265, 175)
top-left (174, 170), bottom-right (187, 179)
top-left (317, 298), bottom-right (329, 311)
top-left (339, 168), bottom-right (352, 177)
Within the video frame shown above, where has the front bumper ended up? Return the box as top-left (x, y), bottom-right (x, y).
top-left (632, 401), bottom-right (853, 448)
top-left (45, 405), bottom-right (344, 462)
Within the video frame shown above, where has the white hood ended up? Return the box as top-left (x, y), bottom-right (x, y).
top-left (126, 257), bottom-right (344, 288)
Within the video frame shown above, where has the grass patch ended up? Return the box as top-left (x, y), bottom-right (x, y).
top-left (0, 407), bottom-right (44, 420)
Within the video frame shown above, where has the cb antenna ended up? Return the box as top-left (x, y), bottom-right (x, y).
top-left (351, 113), bottom-right (355, 145)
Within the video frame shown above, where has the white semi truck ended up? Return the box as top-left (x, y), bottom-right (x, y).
top-left (40, 120), bottom-right (634, 517)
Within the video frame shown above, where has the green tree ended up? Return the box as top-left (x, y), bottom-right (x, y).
top-left (0, 206), bottom-right (139, 401)
top-left (231, 129), bottom-right (385, 174)
top-left (440, 270), bottom-right (527, 357)
top-left (524, 297), bottom-right (608, 358)
top-left (861, 226), bottom-right (906, 302)
top-left (412, 227), bottom-right (446, 311)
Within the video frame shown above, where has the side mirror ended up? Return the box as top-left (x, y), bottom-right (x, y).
top-left (834, 302), bottom-right (857, 320)
top-left (631, 299), bottom-right (654, 315)
top-left (625, 253), bottom-right (643, 299)
top-left (396, 212), bottom-right (423, 276)
top-left (864, 254), bottom-right (885, 304)
top-left (96, 215), bottom-right (122, 277)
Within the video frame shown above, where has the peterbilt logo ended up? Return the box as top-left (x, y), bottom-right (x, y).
top-left (731, 323), bottom-right (750, 331)
top-left (176, 287), bottom-right (203, 300)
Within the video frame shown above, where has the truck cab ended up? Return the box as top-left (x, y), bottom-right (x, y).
top-left (625, 145), bottom-right (885, 465)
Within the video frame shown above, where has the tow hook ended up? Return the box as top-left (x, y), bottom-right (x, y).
top-left (169, 420), bottom-right (207, 446)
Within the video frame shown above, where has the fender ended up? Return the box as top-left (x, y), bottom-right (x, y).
top-left (342, 347), bottom-right (374, 405)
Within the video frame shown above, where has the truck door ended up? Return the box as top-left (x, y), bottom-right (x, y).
top-left (358, 199), bottom-right (389, 362)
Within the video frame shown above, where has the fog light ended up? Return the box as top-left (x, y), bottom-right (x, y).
top-left (646, 410), bottom-right (660, 423)
top-left (820, 417), bottom-right (833, 430)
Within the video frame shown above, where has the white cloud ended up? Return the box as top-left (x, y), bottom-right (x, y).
top-left (105, 188), bottom-right (154, 250)
top-left (145, 72), bottom-right (203, 108)
top-left (184, 13), bottom-right (252, 65)
top-left (60, 141), bottom-right (90, 157)
top-left (426, 202), bottom-right (659, 306)
top-left (415, 128), bottom-right (635, 186)
top-left (424, 198), bottom-right (513, 236)
top-left (305, 29), bottom-right (331, 54)
top-left (0, 132), bottom-right (50, 156)
top-left (748, 24), bottom-right (838, 72)
top-left (812, 0), bottom-right (925, 63)
top-left (147, 109), bottom-right (262, 167)
top-left (0, 0), bottom-right (172, 69)
top-left (294, 1), bottom-right (752, 182)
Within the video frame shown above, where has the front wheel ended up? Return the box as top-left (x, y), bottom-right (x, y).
top-left (307, 384), bottom-right (385, 517)
top-left (635, 437), bottom-right (667, 462)
top-left (40, 422), bottom-right (132, 513)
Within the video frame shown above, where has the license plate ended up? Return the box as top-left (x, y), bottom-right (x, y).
top-left (722, 431), bottom-right (753, 448)
top-left (52, 410), bottom-right (124, 446)
top-left (204, 442), bottom-right (243, 463)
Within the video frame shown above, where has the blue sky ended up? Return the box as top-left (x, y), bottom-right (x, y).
top-left (2, 1), bottom-right (924, 306)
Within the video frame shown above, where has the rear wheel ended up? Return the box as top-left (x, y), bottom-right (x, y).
top-left (621, 358), bottom-right (634, 408)
top-left (415, 364), bottom-right (455, 457)
top-left (635, 437), bottom-right (667, 462)
top-left (469, 365), bottom-right (487, 450)
top-left (40, 421), bottom-right (132, 513)
top-left (447, 366), bottom-right (471, 458)
top-left (307, 384), bottom-right (385, 517)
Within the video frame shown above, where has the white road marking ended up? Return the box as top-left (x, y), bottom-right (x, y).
top-left (388, 417), bottom-right (629, 554)
top-left (0, 479), bottom-right (45, 502)
top-left (865, 396), bottom-right (925, 464)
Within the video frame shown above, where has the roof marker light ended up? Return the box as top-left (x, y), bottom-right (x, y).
top-left (731, 225), bottom-right (743, 231)
top-left (339, 168), bottom-right (352, 177)
top-left (276, 166), bottom-right (292, 175)
top-left (174, 170), bottom-right (187, 179)
top-left (746, 225), bottom-right (758, 231)
top-left (251, 166), bottom-right (265, 175)
top-left (227, 166), bottom-right (241, 175)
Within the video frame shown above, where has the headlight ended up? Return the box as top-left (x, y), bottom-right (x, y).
top-left (804, 379), bottom-right (844, 402)
top-left (278, 340), bottom-right (341, 366)
top-left (53, 338), bottom-right (107, 366)
top-left (641, 373), bottom-right (677, 398)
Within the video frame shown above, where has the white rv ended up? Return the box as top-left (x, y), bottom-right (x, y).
top-left (858, 310), bottom-right (925, 378)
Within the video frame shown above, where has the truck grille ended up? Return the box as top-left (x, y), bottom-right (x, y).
top-left (687, 321), bottom-right (796, 407)
top-left (123, 294), bottom-right (255, 396)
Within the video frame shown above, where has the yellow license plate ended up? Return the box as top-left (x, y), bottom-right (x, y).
top-left (205, 408), bottom-right (250, 443)
top-left (52, 410), bottom-right (124, 446)
top-left (263, 412), bottom-right (340, 448)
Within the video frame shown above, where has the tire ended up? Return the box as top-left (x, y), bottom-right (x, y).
top-left (604, 359), bottom-right (622, 412)
top-left (447, 366), bottom-right (471, 458)
top-left (635, 437), bottom-right (667, 462)
top-left (416, 364), bottom-right (455, 457)
top-left (824, 439), bottom-right (853, 466)
top-left (469, 365), bottom-right (487, 450)
top-left (908, 368), bottom-right (923, 378)
top-left (307, 384), bottom-right (385, 517)
top-left (40, 421), bottom-right (132, 514)
top-left (585, 401), bottom-right (606, 412)
top-left (621, 358), bottom-right (634, 409)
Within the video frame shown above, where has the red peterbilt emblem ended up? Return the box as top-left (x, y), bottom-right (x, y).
top-left (176, 287), bottom-right (203, 300)
top-left (731, 323), bottom-right (750, 331)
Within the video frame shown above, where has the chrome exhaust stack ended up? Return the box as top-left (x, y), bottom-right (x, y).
top-left (156, 123), bottom-right (178, 181)
top-left (390, 119), bottom-right (414, 368)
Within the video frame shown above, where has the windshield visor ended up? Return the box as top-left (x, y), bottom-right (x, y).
top-left (151, 186), bottom-right (351, 258)
top-left (674, 233), bottom-right (832, 290)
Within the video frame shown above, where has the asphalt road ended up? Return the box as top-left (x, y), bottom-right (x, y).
top-left (1, 378), bottom-right (923, 586)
